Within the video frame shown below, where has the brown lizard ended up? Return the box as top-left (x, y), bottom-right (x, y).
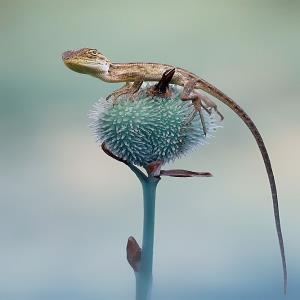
top-left (62, 48), bottom-right (287, 293)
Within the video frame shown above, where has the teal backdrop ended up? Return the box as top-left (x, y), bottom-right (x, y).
top-left (0, 1), bottom-right (299, 299)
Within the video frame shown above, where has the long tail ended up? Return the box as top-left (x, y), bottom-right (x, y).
top-left (196, 78), bottom-right (287, 293)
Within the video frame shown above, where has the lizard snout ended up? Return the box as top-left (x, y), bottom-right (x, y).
top-left (62, 50), bottom-right (74, 61)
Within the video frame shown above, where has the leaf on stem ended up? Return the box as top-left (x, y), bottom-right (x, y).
top-left (160, 169), bottom-right (212, 177)
top-left (126, 236), bottom-right (141, 272)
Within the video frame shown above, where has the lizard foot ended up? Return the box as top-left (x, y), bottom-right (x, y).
top-left (106, 82), bottom-right (135, 105)
top-left (106, 93), bottom-right (121, 106)
top-left (108, 90), bottom-right (141, 106)
top-left (183, 95), bottom-right (208, 135)
top-left (200, 94), bottom-right (224, 121)
top-left (127, 90), bottom-right (141, 102)
top-left (184, 106), bottom-right (208, 136)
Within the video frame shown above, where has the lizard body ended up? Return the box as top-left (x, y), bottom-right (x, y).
top-left (62, 48), bottom-right (287, 293)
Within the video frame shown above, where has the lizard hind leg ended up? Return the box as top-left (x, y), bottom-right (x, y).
top-left (200, 94), bottom-right (224, 121)
top-left (185, 97), bottom-right (208, 135)
top-left (181, 79), bottom-right (209, 135)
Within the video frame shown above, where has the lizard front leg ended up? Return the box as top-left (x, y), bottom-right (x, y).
top-left (106, 82), bottom-right (133, 103)
top-left (127, 77), bottom-right (144, 101)
top-left (107, 73), bottom-right (145, 105)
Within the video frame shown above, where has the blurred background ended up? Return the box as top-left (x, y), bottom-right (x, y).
top-left (0, 0), bottom-right (299, 299)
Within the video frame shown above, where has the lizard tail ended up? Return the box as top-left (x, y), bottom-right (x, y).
top-left (195, 78), bottom-right (287, 294)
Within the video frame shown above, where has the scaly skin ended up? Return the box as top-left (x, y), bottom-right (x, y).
top-left (62, 48), bottom-right (287, 293)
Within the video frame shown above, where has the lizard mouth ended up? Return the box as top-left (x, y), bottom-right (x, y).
top-left (62, 50), bottom-right (74, 61)
top-left (62, 56), bottom-right (99, 75)
top-left (62, 49), bottom-right (110, 75)
top-left (63, 60), bottom-right (91, 74)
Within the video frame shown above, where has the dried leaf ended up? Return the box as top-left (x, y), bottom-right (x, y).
top-left (160, 169), bottom-right (212, 177)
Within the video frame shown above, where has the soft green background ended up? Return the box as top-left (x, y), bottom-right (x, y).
top-left (0, 1), bottom-right (299, 299)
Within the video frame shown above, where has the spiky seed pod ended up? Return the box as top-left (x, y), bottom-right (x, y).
top-left (89, 84), bottom-right (221, 167)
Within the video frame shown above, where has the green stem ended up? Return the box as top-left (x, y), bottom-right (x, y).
top-left (135, 176), bottom-right (159, 300)
top-left (128, 163), bottom-right (159, 300)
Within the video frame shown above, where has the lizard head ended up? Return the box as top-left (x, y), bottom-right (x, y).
top-left (62, 48), bottom-right (111, 77)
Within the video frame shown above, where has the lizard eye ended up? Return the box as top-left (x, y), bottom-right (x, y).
top-left (89, 49), bottom-right (98, 56)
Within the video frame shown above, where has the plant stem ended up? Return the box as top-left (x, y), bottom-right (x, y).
top-left (126, 163), bottom-right (160, 300)
top-left (101, 148), bottom-right (161, 299)
top-left (135, 176), bottom-right (159, 300)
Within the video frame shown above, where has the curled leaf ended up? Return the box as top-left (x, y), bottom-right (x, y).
top-left (101, 142), bottom-right (128, 164)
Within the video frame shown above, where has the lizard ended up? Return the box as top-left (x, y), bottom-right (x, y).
top-left (62, 48), bottom-right (287, 293)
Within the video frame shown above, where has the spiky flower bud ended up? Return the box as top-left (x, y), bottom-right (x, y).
top-left (89, 84), bottom-right (221, 167)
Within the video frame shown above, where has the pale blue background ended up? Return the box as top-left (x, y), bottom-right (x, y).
top-left (0, 1), bottom-right (299, 299)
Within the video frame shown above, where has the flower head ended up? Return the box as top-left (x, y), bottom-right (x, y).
top-left (89, 84), bottom-right (221, 167)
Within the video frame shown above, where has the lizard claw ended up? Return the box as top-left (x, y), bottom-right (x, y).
top-left (111, 95), bottom-right (121, 106)
top-left (206, 105), bottom-right (224, 121)
top-left (198, 109), bottom-right (207, 136)
top-left (201, 105), bottom-right (211, 115)
top-left (106, 93), bottom-right (113, 102)
top-left (128, 90), bottom-right (140, 102)
top-left (216, 110), bottom-right (224, 121)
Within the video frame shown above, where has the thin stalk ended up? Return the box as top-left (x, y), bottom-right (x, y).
top-left (135, 176), bottom-right (159, 300)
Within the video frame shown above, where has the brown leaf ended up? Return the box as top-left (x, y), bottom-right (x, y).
top-left (145, 160), bottom-right (163, 176)
top-left (101, 142), bottom-right (127, 164)
top-left (160, 169), bottom-right (212, 177)
top-left (126, 236), bottom-right (141, 272)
